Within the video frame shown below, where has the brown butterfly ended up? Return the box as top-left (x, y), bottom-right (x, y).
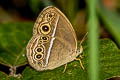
top-left (26, 6), bottom-right (85, 72)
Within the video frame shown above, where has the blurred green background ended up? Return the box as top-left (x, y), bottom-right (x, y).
top-left (0, 0), bottom-right (87, 40)
top-left (0, 0), bottom-right (120, 42)
top-left (0, 0), bottom-right (120, 80)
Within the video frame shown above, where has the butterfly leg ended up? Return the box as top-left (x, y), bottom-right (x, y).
top-left (76, 44), bottom-right (85, 70)
top-left (75, 32), bottom-right (88, 70)
top-left (76, 45), bottom-right (83, 69)
top-left (80, 55), bottom-right (83, 59)
top-left (62, 64), bottom-right (67, 73)
top-left (75, 56), bottom-right (85, 70)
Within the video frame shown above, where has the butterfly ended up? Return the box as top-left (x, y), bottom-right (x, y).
top-left (26, 6), bottom-right (86, 72)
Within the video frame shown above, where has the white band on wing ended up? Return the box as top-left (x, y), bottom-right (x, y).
top-left (45, 16), bottom-right (60, 66)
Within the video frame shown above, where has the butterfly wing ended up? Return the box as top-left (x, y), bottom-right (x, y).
top-left (26, 6), bottom-right (77, 71)
top-left (46, 7), bottom-right (77, 69)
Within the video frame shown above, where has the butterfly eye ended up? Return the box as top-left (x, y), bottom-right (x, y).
top-left (40, 24), bottom-right (51, 34)
top-left (47, 12), bottom-right (55, 21)
top-left (42, 25), bottom-right (49, 32)
top-left (35, 47), bottom-right (44, 53)
top-left (39, 36), bottom-right (49, 43)
top-left (42, 36), bottom-right (49, 40)
top-left (35, 53), bottom-right (43, 60)
top-left (49, 14), bottom-right (52, 17)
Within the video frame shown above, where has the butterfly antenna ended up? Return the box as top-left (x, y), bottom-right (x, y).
top-left (80, 32), bottom-right (88, 46)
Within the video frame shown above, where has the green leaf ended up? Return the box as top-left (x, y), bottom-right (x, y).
top-left (0, 22), bottom-right (119, 80)
top-left (100, 39), bottom-right (120, 80)
top-left (8, 76), bottom-right (21, 80)
top-left (0, 22), bottom-right (33, 67)
top-left (21, 39), bottom-right (120, 80)
top-left (0, 71), bottom-right (21, 80)
top-left (0, 72), bottom-right (7, 80)
top-left (22, 64), bottom-right (88, 80)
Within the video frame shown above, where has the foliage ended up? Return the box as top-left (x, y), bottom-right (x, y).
top-left (0, 0), bottom-right (120, 80)
top-left (0, 23), bottom-right (120, 80)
